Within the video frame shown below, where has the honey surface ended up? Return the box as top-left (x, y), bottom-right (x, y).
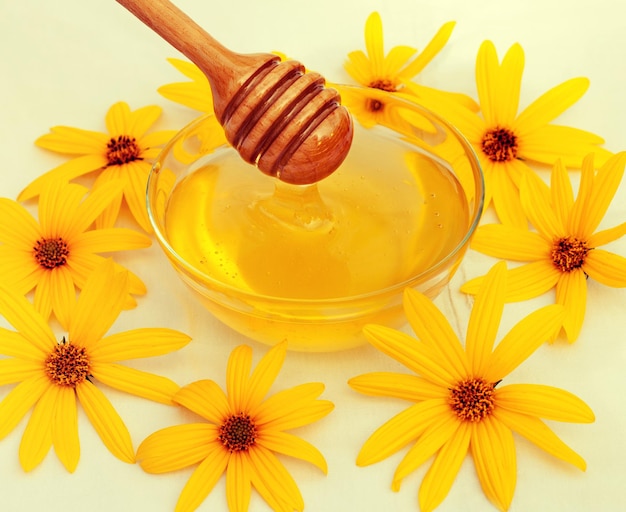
top-left (165, 132), bottom-right (469, 299)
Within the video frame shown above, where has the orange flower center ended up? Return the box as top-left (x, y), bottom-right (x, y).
top-left (365, 98), bottom-right (385, 113)
top-left (34, 237), bottom-right (69, 269)
top-left (551, 236), bottom-right (589, 272)
top-left (218, 413), bottom-right (258, 452)
top-left (368, 79), bottom-right (398, 92)
top-left (45, 339), bottom-right (91, 387)
top-left (448, 378), bottom-right (496, 422)
top-left (481, 127), bottom-right (518, 163)
top-left (106, 135), bottom-right (142, 166)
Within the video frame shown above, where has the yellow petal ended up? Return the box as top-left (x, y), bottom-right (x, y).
top-left (174, 379), bottom-right (230, 423)
top-left (53, 386), bottom-right (80, 472)
top-left (245, 450), bottom-right (293, 512)
top-left (90, 328), bottom-right (191, 363)
top-left (496, 260), bottom-right (560, 301)
top-left (121, 160), bottom-right (153, 232)
top-left (258, 430), bottom-right (328, 473)
top-left (480, 160), bottom-right (495, 211)
top-left (0, 359), bottom-right (42, 386)
top-left (515, 77), bottom-right (589, 135)
top-left (475, 40), bottom-right (499, 126)
top-left (166, 57), bottom-right (209, 82)
top-left (104, 102), bottom-right (131, 135)
top-left (243, 341), bottom-right (287, 412)
top-left (0, 328), bottom-right (45, 361)
top-left (66, 180), bottom-right (125, 236)
top-left (418, 421), bottom-right (471, 512)
top-left (356, 399), bottom-right (449, 466)
top-left (469, 224), bottom-right (550, 261)
top-left (584, 249), bottom-right (626, 287)
top-left (93, 170), bottom-right (125, 229)
top-left (398, 21), bottom-right (456, 79)
top-left (392, 413), bottom-right (460, 491)
top-left (33, 271), bottom-right (54, 323)
top-left (71, 228), bottom-right (151, 255)
top-left (0, 246), bottom-right (41, 293)
top-left (75, 380), bottom-right (135, 463)
top-left (430, 99), bottom-right (485, 143)
top-left (63, 251), bottom-right (100, 289)
top-left (588, 222), bottom-right (626, 248)
top-left (227, 345), bottom-right (253, 412)
top-left (158, 82), bottom-right (214, 113)
top-left (364, 12), bottom-right (384, 74)
top-left (402, 288), bottom-right (469, 379)
top-left (490, 161), bottom-right (527, 228)
top-left (470, 417), bottom-right (516, 511)
top-left (0, 284), bottom-right (56, 354)
top-left (37, 181), bottom-right (85, 239)
top-left (0, 198), bottom-right (41, 250)
top-left (363, 324), bottom-right (456, 387)
top-left (550, 159), bottom-right (575, 229)
top-left (35, 125), bottom-right (108, 154)
top-left (136, 423), bottom-right (218, 473)
top-left (254, 383), bottom-right (333, 432)
top-left (48, 265), bottom-right (75, 330)
top-left (458, 275), bottom-right (483, 296)
top-left (466, 262), bottom-right (507, 376)
top-left (556, 271), bottom-right (587, 342)
top-left (521, 126), bottom-right (610, 168)
top-left (125, 104), bottom-right (162, 139)
top-left (69, 259), bottom-right (129, 348)
top-left (0, 376), bottom-right (49, 440)
top-left (521, 169), bottom-right (564, 237)
top-left (494, 407), bottom-right (587, 470)
top-left (91, 362), bottom-right (180, 404)
top-left (494, 42), bottom-right (524, 125)
top-left (66, 253), bottom-right (146, 299)
top-left (348, 372), bottom-right (448, 401)
top-left (174, 445), bottom-right (230, 512)
top-left (226, 452), bottom-right (252, 512)
top-left (19, 385), bottom-right (57, 472)
top-left (17, 154), bottom-right (108, 201)
top-left (344, 51), bottom-right (373, 85)
top-left (140, 129), bottom-right (179, 150)
top-left (382, 45), bottom-right (417, 81)
top-left (496, 383), bottom-right (594, 423)
top-left (568, 153), bottom-right (596, 237)
top-left (484, 305), bottom-right (565, 383)
top-left (247, 445), bottom-right (304, 511)
top-left (579, 152), bottom-right (626, 238)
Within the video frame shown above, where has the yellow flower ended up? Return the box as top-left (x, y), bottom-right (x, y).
top-left (349, 262), bottom-right (593, 512)
top-left (0, 259), bottom-right (191, 472)
top-left (334, 84), bottom-right (435, 134)
top-left (342, 12), bottom-right (477, 121)
top-left (0, 179), bottom-right (150, 329)
top-left (435, 40), bottom-right (612, 227)
top-left (18, 102), bottom-right (177, 232)
top-left (462, 152), bottom-right (626, 342)
top-left (136, 342), bottom-right (334, 512)
top-left (159, 57), bottom-right (217, 114)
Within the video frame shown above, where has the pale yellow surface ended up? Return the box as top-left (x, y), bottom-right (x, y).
top-left (1, 1), bottom-right (625, 511)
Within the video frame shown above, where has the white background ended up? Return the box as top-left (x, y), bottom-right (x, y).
top-left (1, 0), bottom-right (625, 511)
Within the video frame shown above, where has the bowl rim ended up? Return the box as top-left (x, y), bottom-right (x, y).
top-left (147, 89), bottom-right (484, 307)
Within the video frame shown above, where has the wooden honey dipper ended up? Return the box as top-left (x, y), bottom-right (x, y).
top-left (116, 0), bottom-right (354, 184)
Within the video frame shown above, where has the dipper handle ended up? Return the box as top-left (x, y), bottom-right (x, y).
top-left (116, 0), bottom-right (353, 184)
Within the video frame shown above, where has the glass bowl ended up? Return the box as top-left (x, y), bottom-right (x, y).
top-left (147, 87), bottom-right (483, 351)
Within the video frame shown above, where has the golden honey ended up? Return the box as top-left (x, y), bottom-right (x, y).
top-left (164, 130), bottom-right (470, 302)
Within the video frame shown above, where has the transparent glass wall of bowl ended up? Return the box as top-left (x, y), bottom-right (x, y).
top-left (147, 88), bottom-right (483, 351)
